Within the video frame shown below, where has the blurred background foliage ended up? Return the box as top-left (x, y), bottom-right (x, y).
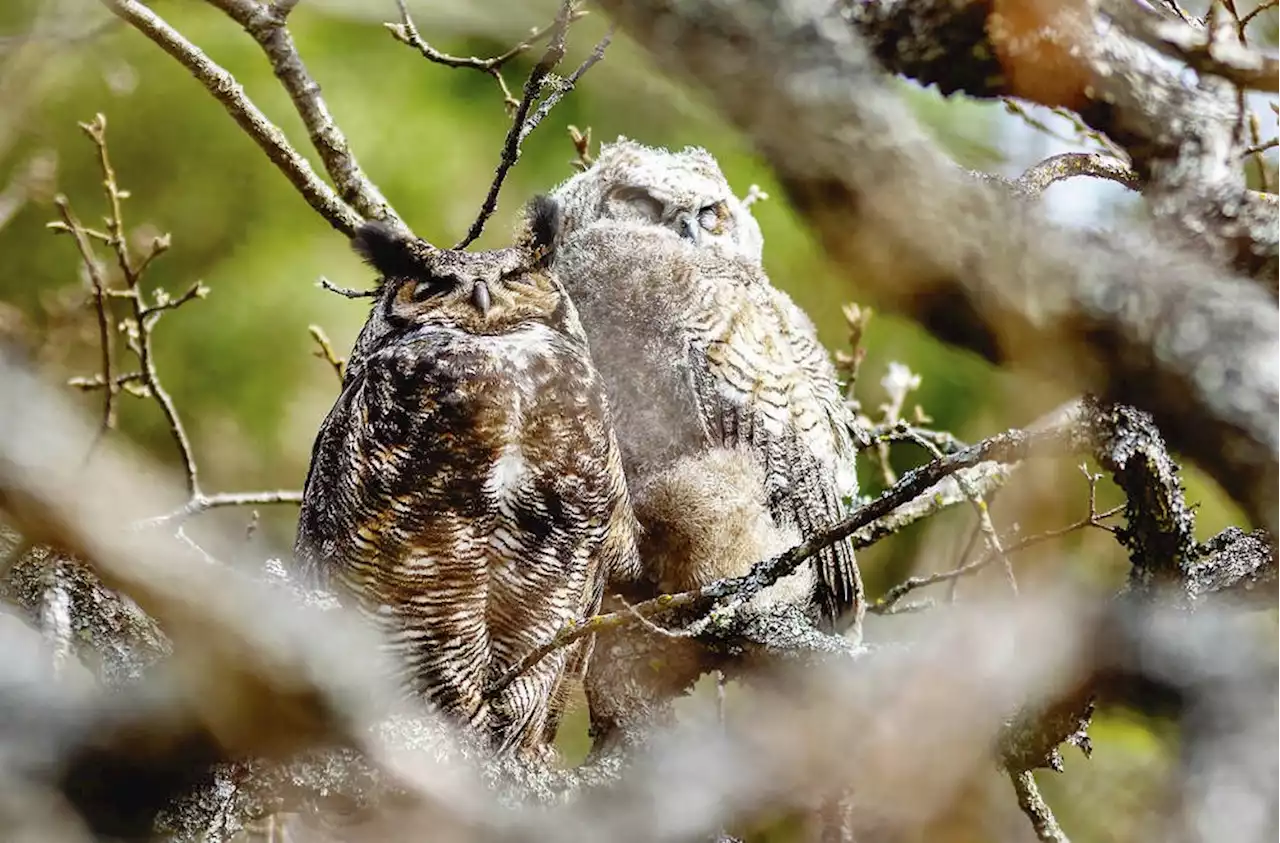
top-left (0, 1), bottom-right (1274, 840)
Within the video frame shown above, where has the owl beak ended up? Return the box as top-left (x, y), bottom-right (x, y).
top-left (471, 281), bottom-right (492, 316)
top-left (676, 212), bottom-right (700, 244)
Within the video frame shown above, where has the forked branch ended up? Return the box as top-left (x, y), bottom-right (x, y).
top-left (204, 0), bottom-right (402, 229)
top-left (97, 0), bottom-right (366, 236)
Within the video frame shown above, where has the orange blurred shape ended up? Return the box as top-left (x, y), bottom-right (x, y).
top-left (989, 0), bottom-right (1093, 111)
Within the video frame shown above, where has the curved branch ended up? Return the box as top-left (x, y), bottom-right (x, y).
top-left (1014, 152), bottom-right (1141, 196)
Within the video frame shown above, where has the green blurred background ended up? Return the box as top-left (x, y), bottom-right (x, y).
top-left (0, 1), bottom-right (1275, 840)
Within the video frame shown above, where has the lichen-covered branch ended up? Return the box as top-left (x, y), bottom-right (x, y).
top-left (1013, 152), bottom-right (1140, 197)
top-left (1010, 769), bottom-right (1072, 843)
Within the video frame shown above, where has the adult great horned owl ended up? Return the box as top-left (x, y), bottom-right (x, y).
top-left (550, 143), bottom-right (863, 637)
top-left (294, 201), bottom-right (640, 760)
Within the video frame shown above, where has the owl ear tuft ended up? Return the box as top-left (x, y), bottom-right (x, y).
top-left (524, 194), bottom-right (562, 266)
top-left (351, 220), bottom-right (428, 280)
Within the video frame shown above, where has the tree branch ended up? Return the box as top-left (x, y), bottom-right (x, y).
top-left (841, 0), bottom-right (1278, 282)
top-left (455, 0), bottom-right (577, 248)
top-left (1009, 769), bottom-right (1072, 843)
top-left (96, 0), bottom-right (365, 236)
top-left (139, 490), bottom-right (304, 527)
top-left (204, 0), bottom-right (403, 230)
top-left (50, 197), bottom-right (117, 438)
top-left (1100, 0), bottom-right (1279, 93)
top-left (1013, 152), bottom-right (1141, 196)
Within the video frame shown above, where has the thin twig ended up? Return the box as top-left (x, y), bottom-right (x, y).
top-left (318, 276), bottom-right (376, 299)
top-left (205, 0), bottom-right (403, 230)
top-left (618, 595), bottom-right (698, 639)
top-left (78, 115), bottom-right (201, 497)
top-left (1009, 770), bottom-right (1072, 843)
top-left (872, 468), bottom-right (1124, 613)
top-left (946, 516), bottom-right (987, 603)
top-left (97, 0), bottom-right (364, 235)
top-left (1242, 136), bottom-right (1279, 157)
top-left (140, 490), bottom-right (305, 526)
top-left (567, 125), bottom-right (595, 170)
top-left (1002, 99), bottom-right (1127, 159)
top-left (455, 0), bottom-right (576, 248)
top-left (50, 198), bottom-right (117, 436)
top-left (834, 303), bottom-right (870, 394)
top-left (67, 372), bottom-right (143, 391)
top-left (859, 420), bottom-right (965, 454)
top-left (1240, 0), bottom-right (1278, 31)
top-left (518, 27), bottom-right (614, 144)
top-left (140, 280), bottom-right (208, 320)
top-left (388, 0), bottom-right (587, 110)
top-left (308, 324), bottom-right (345, 383)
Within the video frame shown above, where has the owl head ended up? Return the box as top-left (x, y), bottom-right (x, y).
top-left (350, 197), bottom-right (567, 340)
top-left (551, 137), bottom-right (764, 263)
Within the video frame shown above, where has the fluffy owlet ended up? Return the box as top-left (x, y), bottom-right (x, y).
top-left (553, 136), bottom-right (765, 264)
top-left (294, 201), bottom-right (640, 760)
top-left (550, 144), bottom-right (864, 638)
